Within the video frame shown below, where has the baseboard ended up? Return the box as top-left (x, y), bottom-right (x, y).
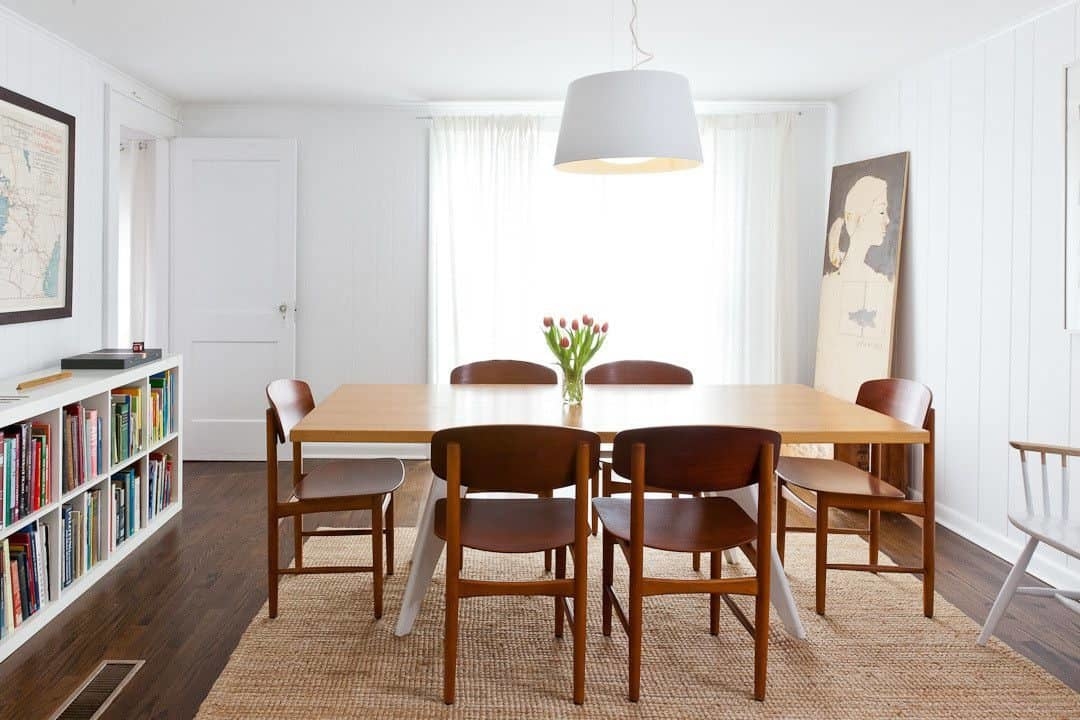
top-left (935, 504), bottom-right (1079, 590)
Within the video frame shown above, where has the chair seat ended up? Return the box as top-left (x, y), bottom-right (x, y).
top-left (293, 458), bottom-right (404, 501)
top-left (592, 497), bottom-right (756, 553)
top-left (1009, 512), bottom-right (1080, 557)
top-left (434, 498), bottom-right (576, 553)
top-left (776, 457), bottom-right (904, 499)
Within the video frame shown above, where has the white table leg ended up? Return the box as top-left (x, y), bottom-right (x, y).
top-left (726, 485), bottom-right (807, 640)
top-left (394, 473), bottom-right (458, 637)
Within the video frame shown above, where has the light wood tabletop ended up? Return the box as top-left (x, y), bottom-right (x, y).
top-left (290, 383), bottom-right (930, 445)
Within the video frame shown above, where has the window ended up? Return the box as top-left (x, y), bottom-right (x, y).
top-left (429, 113), bottom-right (800, 384)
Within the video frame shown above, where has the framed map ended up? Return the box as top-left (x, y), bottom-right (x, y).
top-left (813, 152), bottom-right (909, 401)
top-left (0, 86), bottom-right (75, 325)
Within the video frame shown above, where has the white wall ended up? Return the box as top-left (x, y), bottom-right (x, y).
top-left (179, 105), bottom-right (430, 401)
top-left (179, 103), bottom-right (830, 398)
top-left (835, 3), bottom-right (1080, 587)
top-left (0, 7), bottom-right (177, 378)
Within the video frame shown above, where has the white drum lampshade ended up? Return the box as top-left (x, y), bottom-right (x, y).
top-left (554, 69), bottom-right (703, 174)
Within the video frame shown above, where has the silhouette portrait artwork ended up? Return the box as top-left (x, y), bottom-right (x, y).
top-left (814, 152), bottom-right (909, 402)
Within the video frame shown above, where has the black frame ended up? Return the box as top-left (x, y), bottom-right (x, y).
top-left (0, 85), bottom-right (75, 325)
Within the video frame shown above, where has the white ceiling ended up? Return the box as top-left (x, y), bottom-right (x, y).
top-left (1, 0), bottom-right (1061, 104)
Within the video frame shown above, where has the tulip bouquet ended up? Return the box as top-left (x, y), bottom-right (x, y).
top-left (542, 314), bottom-right (609, 404)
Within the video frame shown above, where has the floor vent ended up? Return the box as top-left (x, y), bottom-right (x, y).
top-left (51, 660), bottom-right (144, 720)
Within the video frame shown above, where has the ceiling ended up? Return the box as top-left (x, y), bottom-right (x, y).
top-left (2, 0), bottom-right (1060, 104)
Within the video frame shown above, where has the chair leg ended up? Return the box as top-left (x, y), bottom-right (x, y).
top-left (923, 503), bottom-right (935, 619)
top-left (776, 482), bottom-right (787, 564)
top-left (869, 509), bottom-right (880, 568)
top-left (687, 492), bottom-right (701, 572)
top-left (293, 514), bottom-right (303, 569)
top-left (815, 497), bottom-right (829, 616)
top-left (554, 546), bottom-right (567, 638)
top-left (602, 530), bottom-right (614, 637)
top-left (978, 537), bottom-right (1039, 646)
top-left (591, 473), bottom-right (600, 536)
top-left (628, 545), bottom-right (643, 702)
top-left (268, 513), bottom-right (279, 619)
top-left (544, 549), bottom-right (552, 573)
top-left (385, 494), bottom-right (395, 576)
top-left (754, 572), bottom-right (769, 701)
top-left (573, 535), bottom-right (587, 705)
top-left (444, 576), bottom-right (459, 704)
top-left (709, 551), bottom-right (721, 635)
top-left (371, 495), bottom-right (384, 619)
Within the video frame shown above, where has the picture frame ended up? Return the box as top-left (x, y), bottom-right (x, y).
top-left (0, 85), bottom-right (76, 325)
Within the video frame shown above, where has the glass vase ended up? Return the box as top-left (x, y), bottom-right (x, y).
top-left (561, 368), bottom-right (584, 405)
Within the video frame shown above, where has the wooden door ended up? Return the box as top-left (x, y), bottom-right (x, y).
top-left (171, 138), bottom-right (297, 459)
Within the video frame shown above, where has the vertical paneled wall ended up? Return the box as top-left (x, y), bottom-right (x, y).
top-left (835, 4), bottom-right (1080, 586)
top-left (0, 9), bottom-right (175, 378)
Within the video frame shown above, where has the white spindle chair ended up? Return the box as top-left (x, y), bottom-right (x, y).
top-left (977, 440), bottom-right (1080, 645)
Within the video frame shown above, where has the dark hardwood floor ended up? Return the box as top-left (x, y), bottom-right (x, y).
top-left (0, 461), bottom-right (1075, 719)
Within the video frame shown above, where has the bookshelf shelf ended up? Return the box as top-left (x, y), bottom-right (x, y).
top-left (0, 356), bottom-right (182, 663)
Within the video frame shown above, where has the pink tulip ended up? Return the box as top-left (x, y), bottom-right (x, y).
top-left (601, 322), bottom-right (609, 333)
top-left (559, 317), bottom-right (567, 328)
top-left (592, 324), bottom-right (600, 334)
top-left (543, 316), bottom-right (553, 327)
top-left (559, 337), bottom-right (570, 348)
top-left (571, 319), bottom-right (580, 331)
top-left (583, 315), bottom-right (593, 326)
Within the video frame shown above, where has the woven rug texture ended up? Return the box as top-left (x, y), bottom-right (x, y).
top-left (196, 528), bottom-right (1079, 719)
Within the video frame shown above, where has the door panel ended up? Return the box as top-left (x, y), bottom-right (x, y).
top-left (172, 138), bottom-right (297, 459)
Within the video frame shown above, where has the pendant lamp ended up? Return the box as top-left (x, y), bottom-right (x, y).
top-left (554, 1), bottom-right (702, 174)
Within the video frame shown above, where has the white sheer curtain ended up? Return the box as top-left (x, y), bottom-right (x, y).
top-left (116, 139), bottom-right (155, 346)
top-left (429, 113), bottom-right (797, 384)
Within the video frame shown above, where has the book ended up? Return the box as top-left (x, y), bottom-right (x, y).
top-left (1, 540), bottom-right (12, 635)
top-left (61, 348), bottom-right (163, 370)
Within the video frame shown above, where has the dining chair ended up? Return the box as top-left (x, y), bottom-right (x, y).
top-left (265, 379), bottom-right (404, 619)
top-left (775, 378), bottom-right (935, 617)
top-left (593, 425), bottom-right (778, 702)
top-left (450, 359), bottom-right (560, 572)
top-left (449, 359), bottom-right (558, 385)
top-left (432, 424), bottom-right (599, 705)
top-left (584, 361), bottom-right (706, 569)
top-left (978, 441), bottom-right (1080, 645)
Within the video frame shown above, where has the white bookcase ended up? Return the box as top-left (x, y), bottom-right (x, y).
top-left (0, 355), bottom-right (182, 663)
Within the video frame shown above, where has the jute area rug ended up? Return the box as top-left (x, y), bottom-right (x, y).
top-left (197, 528), bottom-right (1079, 719)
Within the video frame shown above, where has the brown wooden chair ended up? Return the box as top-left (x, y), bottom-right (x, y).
top-left (776, 378), bottom-right (935, 617)
top-left (449, 359), bottom-right (557, 385)
top-left (432, 425), bottom-right (599, 705)
top-left (584, 361), bottom-right (702, 569)
top-left (593, 426), bottom-right (778, 702)
top-left (265, 379), bottom-right (404, 619)
top-left (450, 359), bottom-right (559, 572)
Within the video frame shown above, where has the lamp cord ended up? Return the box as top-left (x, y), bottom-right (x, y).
top-left (629, 0), bottom-right (654, 69)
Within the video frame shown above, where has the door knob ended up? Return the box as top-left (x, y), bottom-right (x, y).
top-left (278, 302), bottom-right (288, 319)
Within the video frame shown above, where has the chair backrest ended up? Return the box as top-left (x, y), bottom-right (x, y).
top-left (431, 425), bottom-right (600, 493)
top-left (584, 360), bottom-right (693, 385)
top-left (611, 426), bottom-right (781, 493)
top-left (1011, 441), bottom-right (1080, 520)
top-left (266, 379), bottom-right (315, 444)
top-left (856, 378), bottom-right (933, 429)
top-left (450, 360), bottom-right (557, 385)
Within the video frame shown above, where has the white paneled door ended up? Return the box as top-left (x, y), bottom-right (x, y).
top-left (171, 138), bottom-right (297, 459)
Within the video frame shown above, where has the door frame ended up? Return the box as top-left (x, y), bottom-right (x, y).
top-left (103, 86), bottom-right (180, 348)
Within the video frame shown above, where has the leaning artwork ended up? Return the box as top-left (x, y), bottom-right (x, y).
top-left (813, 152), bottom-right (909, 402)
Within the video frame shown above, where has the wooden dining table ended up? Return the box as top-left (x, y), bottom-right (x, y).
top-left (291, 383), bottom-right (931, 640)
